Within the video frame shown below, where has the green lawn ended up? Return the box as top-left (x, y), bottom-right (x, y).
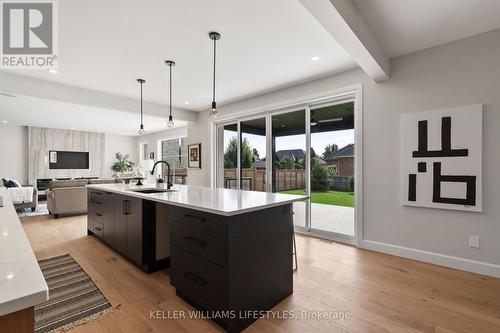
top-left (280, 189), bottom-right (354, 208)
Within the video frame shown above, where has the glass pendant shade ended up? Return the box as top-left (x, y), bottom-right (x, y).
top-left (138, 124), bottom-right (145, 135)
top-left (167, 115), bottom-right (174, 128)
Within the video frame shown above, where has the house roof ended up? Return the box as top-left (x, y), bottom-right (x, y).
top-left (327, 144), bottom-right (354, 160)
top-left (276, 149), bottom-right (306, 161)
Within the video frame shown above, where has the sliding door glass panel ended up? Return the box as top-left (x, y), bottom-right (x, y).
top-left (161, 137), bottom-right (188, 184)
top-left (221, 123), bottom-right (238, 189)
top-left (310, 101), bottom-right (355, 236)
top-left (240, 117), bottom-right (266, 191)
top-left (272, 110), bottom-right (307, 228)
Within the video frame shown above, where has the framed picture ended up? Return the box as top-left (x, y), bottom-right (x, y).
top-left (188, 143), bottom-right (201, 169)
top-left (149, 152), bottom-right (155, 160)
top-left (401, 104), bottom-right (482, 212)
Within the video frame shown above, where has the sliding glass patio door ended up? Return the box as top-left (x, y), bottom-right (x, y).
top-left (215, 97), bottom-right (356, 242)
top-left (309, 101), bottom-right (355, 238)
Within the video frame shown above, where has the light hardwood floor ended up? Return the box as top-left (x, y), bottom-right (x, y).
top-left (21, 214), bottom-right (500, 333)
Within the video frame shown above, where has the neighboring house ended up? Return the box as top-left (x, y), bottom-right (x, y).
top-left (275, 149), bottom-right (306, 161)
top-left (325, 144), bottom-right (354, 177)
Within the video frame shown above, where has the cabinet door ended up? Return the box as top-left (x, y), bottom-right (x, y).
top-left (87, 191), bottom-right (94, 232)
top-left (113, 195), bottom-right (127, 255)
top-left (126, 197), bottom-right (143, 266)
top-left (102, 194), bottom-right (115, 246)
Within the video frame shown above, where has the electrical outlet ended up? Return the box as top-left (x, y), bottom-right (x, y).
top-left (468, 235), bottom-right (480, 249)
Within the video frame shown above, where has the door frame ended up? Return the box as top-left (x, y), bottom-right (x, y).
top-left (211, 84), bottom-right (363, 246)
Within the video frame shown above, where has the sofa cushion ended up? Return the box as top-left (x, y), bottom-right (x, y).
top-left (2, 178), bottom-right (20, 188)
top-left (88, 179), bottom-right (117, 185)
top-left (49, 179), bottom-right (89, 190)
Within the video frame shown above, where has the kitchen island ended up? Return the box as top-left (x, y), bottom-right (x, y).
top-left (0, 189), bottom-right (49, 333)
top-left (86, 183), bottom-right (307, 333)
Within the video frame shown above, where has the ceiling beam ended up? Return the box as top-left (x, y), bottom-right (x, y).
top-left (299, 0), bottom-right (389, 82)
top-left (0, 71), bottom-right (199, 122)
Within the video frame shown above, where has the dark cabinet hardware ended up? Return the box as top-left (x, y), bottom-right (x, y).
top-left (184, 214), bottom-right (207, 222)
top-left (95, 213), bottom-right (103, 217)
top-left (124, 200), bottom-right (131, 215)
top-left (184, 271), bottom-right (207, 286)
top-left (184, 236), bottom-right (207, 247)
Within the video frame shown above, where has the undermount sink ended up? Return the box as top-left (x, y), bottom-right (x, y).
top-left (128, 188), bottom-right (177, 194)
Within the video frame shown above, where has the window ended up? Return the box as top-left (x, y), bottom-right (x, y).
top-left (140, 142), bottom-right (149, 160)
top-left (161, 137), bottom-right (188, 184)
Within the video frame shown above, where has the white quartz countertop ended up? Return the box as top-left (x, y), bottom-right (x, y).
top-left (0, 189), bottom-right (49, 316)
top-left (87, 183), bottom-right (308, 216)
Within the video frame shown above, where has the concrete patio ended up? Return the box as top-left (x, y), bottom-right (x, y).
top-left (292, 201), bottom-right (354, 236)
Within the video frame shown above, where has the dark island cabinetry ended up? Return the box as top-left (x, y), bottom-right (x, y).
top-left (87, 189), bottom-right (167, 272)
top-left (170, 204), bottom-right (294, 333)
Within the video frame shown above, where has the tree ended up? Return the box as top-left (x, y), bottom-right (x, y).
top-left (224, 137), bottom-right (254, 168)
top-left (252, 148), bottom-right (260, 160)
top-left (311, 157), bottom-right (330, 191)
top-left (322, 144), bottom-right (339, 160)
top-left (277, 155), bottom-right (296, 170)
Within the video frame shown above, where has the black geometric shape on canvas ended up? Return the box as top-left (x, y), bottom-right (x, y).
top-left (413, 117), bottom-right (469, 158)
top-left (418, 162), bottom-right (426, 173)
top-left (408, 174), bottom-right (416, 201)
top-left (432, 162), bottom-right (476, 206)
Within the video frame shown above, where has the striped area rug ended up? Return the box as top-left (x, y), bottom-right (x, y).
top-left (35, 254), bottom-right (113, 333)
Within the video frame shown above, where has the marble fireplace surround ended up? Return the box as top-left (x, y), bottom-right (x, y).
top-left (28, 127), bottom-right (105, 184)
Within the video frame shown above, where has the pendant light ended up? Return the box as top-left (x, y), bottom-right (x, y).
top-left (208, 31), bottom-right (221, 119)
top-left (137, 78), bottom-right (146, 135)
top-left (165, 60), bottom-right (176, 128)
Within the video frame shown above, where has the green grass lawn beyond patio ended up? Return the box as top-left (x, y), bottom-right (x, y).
top-left (280, 189), bottom-right (354, 208)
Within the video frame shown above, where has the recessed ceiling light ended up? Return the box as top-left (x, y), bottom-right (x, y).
top-left (48, 69), bottom-right (57, 74)
top-left (70, 127), bottom-right (75, 130)
top-left (184, 101), bottom-right (190, 105)
top-left (0, 92), bottom-right (17, 98)
top-left (311, 56), bottom-right (320, 61)
top-left (1, 120), bottom-right (8, 123)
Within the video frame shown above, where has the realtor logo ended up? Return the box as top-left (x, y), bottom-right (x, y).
top-left (1, 0), bottom-right (58, 69)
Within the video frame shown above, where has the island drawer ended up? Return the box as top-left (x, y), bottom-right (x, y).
top-left (171, 246), bottom-right (228, 310)
top-left (171, 221), bottom-right (227, 267)
top-left (92, 221), bottom-right (104, 239)
top-left (170, 207), bottom-right (227, 235)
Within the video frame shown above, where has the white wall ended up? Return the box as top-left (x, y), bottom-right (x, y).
top-left (104, 134), bottom-right (138, 178)
top-left (187, 29), bottom-right (500, 274)
top-left (0, 124), bottom-right (137, 182)
top-left (0, 125), bottom-right (28, 184)
top-left (135, 126), bottom-right (188, 163)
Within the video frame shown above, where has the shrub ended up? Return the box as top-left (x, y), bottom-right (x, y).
top-left (349, 176), bottom-right (355, 191)
top-left (311, 158), bottom-right (330, 192)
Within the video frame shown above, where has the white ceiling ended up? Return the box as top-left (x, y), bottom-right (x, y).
top-left (1, 0), bottom-right (356, 112)
top-left (0, 94), bottom-right (186, 136)
top-left (353, 0), bottom-right (500, 57)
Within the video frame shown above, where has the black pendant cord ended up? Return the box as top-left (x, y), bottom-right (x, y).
top-left (137, 78), bottom-right (146, 134)
top-left (212, 36), bottom-right (217, 107)
top-left (169, 64), bottom-right (173, 118)
top-left (140, 81), bottom-right (143, 126)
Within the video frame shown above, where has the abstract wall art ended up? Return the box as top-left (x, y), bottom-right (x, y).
top-left (401, 105), bottom-right (483, 212)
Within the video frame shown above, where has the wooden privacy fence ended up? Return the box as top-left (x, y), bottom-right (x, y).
top-left (224, 168), bottom-right (305, 191)
top-left (330, 176), bottom-right (351, 191)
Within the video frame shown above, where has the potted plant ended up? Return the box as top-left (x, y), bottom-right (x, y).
top-left (111, 152), bottom-right (135, 178)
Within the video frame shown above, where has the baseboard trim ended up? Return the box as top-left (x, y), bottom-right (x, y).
top-left (359, 240), bottom-right (500, 278)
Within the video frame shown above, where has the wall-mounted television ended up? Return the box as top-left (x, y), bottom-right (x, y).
top-left (49, 151), bottom-right (89, 169)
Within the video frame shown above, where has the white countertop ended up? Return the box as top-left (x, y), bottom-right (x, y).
top-left (0, 189), bottom-right (49, 316)
top-left (87, 183), bottom-right (308, 216)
